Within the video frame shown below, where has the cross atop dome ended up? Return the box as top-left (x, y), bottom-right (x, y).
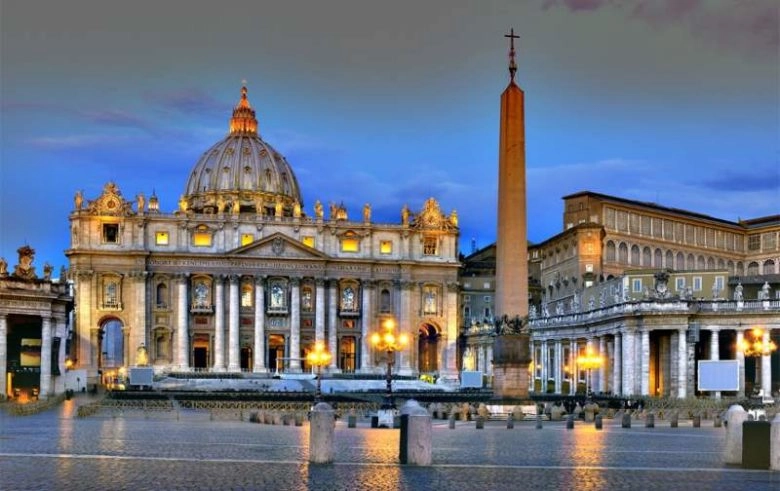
top-left (504, 28), bottom-right (519, 82)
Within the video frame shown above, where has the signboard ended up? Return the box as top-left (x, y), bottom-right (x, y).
top-left (129, 367), bottom-right (154, 387)
top-left (698, 360), bottom-right (739, 392)
top-left (460, 370), bottom-right (483, 389)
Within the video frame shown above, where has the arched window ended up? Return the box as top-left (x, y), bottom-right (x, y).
top-left (707, 257), bottom-right (715, 270)
top-left (676, 252), bottom-right (685, 270)
top-left (654, 249), bottom-right (663, 268)
top-left (300, 285), bottom-right (313, 312)
top-left (747, 262), bottom-right (759, 275)
top-left (736, 262), bottom-right (745, 276)
top-left (763, 259), bottom-right (776, 275)
top-left (618, 243), bottom-right (628, 264)
top-left (605, 241), bottom-right (616, 262)
top-left (697, 256), bottom-right (705, 270)
top-left (100, 319), bottom-right (124, 368)
top-left (380, 288), bottom-right (392, 313)
top-left (642, 247), bottom-right (652, 267)
top-left (155, 282), bottom-right (168, 308)
top-left (687, 254), bottom-right (695, 269)
top-left (665, 250), bottom-right (673, 269)
top-left (630, 245), bottom-right (640, 265)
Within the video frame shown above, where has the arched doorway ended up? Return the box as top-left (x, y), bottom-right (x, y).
top-left (418, 324), bottom-right (439, 374)
top-left (268, 334), bottom-right (285, 375)
top-left (192, 334), bottom-right (209, 369)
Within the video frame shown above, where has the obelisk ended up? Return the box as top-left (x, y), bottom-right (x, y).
top-left (492, 28), bottom-right (531, 399)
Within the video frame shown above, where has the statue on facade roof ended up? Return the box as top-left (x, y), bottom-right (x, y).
top-left (314, 200), bottom-right (323, 219)
top-left (733, 283), bottom-right (744, 301)
top-left (493, 314), bottom-right (526, 335)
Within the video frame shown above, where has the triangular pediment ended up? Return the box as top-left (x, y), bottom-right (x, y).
top-left (229, 232), bottom-right (329, 260)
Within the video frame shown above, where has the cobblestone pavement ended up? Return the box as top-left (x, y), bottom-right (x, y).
top-left (1, 396), bottom-right (777, 490)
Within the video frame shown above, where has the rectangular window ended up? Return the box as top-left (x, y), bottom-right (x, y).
top-left (483, 282), bottom-right (491, 289)
top-left (675, 278), bottom-right (685, 291)
top-left (463, 294), bottom-right (471, 303)
top-left (748, 235), bottom-right (761, 251)
top-left (302, 236), bottom-right (315, 248)
top-left (693, 277), bottom-right (702, 292)
top-left (423, 237), bottom-right (438, 255)
top-left (632, 279), bottom-right (642, 293)
top-left (155, 231), bottom-right (169, 245)
top-left (340, 238), bottom-right (359, 252)
top-left (585, 263), bottom-right (593, 272)
top-left (380, 240), bottom-right (392, 254)
top-left (102, 223), bottom-right (119, 244)
top-left (241, 233), bottom-right (254, 246)
top-left (193, 226), bottom-right (212, 247)
top-left (715, 276), bottom-right (724, 291)
top-left (484, 295), bottom-right (492, 303)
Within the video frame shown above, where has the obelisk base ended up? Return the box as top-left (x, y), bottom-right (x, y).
top-left (492, 334), bottom-right (531, 399)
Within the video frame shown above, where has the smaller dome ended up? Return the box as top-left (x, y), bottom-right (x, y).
top-left (182, 85), bottom-right (303, 215)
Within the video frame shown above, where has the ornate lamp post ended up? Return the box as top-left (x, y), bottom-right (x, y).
top-left (306, 341), bottom-right (332, 403)
top-left (738, 327), bottom-right (777, 398)
top-left (370, 317), bottom-right (409, 413)
top-left (576, 345), bottom-right (603, 398)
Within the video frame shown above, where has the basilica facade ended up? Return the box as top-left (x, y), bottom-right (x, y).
top-left (67, 86), bottom-right (460, 387)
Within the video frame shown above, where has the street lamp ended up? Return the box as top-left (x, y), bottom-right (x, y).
top-left (306, 341), bottom-right (332, 403)
top-left (576, 346), bottom-right (603, 398)
top-left (738, 327), bottom-right (777, 398)
top-left (370, 317), bottom-right (409, 412)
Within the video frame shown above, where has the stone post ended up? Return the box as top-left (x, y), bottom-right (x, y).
top-left (771, 413), bottom-right (780, 471)
top-left (309, 402), bottom-right (335, 464)
top-left (399, 400), bottom-right (432, 466)
top-left (723, 404), bottom-right (748, 465)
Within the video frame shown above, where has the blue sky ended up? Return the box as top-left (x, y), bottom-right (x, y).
top-left (1, 0), bottom-right (778, 273)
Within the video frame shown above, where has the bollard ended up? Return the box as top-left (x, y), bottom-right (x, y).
top-left (309, 402), bottom-right (335, 464)
top-left (714, 415), bottom-right (722, 428)
top-left (595, 414), bottom-right (602, 430)
top-left (670, 411), bottom-right (678, 428)
top-left (692, 415), bottom-right (701, 428)
top-left (646, 413), bottom-right (655, 428)
top-left (723, 404), bottom-right (748, 465)
top-left (622, 413), bottom-right (631, 429)
top-left (771, 414), bottom-right (780, 471)
top-left (536, 414), bottom-right (543, 430)
top-left (476, 415), bottom-right (485, 429)
top-left (448, 412), bottom-right (456, 430)
top-left (566, 414), bottom-right (574, 430)
top-left (348, 413), bottom-right (357, 428)
top-left (399, 400), bottom-right (432, 466)
top-left (507, 413), bottom-right (514, 429)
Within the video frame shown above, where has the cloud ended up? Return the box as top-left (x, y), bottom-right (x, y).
top-left (26, 134), bottom-right (131, 150)
top-left (542, 0), bottom-right (779, 57)
top-left (699, 168), bottom-right (780, 192)
top-left (145, 88), bottom-right (225, 117)
top-left (80, 109), bottom-right (155, 133)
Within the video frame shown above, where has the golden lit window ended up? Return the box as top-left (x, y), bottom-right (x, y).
top-left (102, 223), bottom-right (120, 244)
top-left (193, 225), bottom-right (212, 247)
top-left (241, 233), bottom-right (254, 246)
top-left (302, 236), bottom-right (315, 248)
top-left (241, 280), bottom-right (253, 308)
top-left (341, 237), bottom-right (359, 252)
top-left (155, 231), bottom-right (169, 245)
top-left (380, 240), bottom-right (392, 254)
top-left (423, 237), bottom-right (438, 255)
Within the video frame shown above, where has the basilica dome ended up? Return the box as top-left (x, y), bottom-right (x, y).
top-left (182, 86), bottom-right (302, 215)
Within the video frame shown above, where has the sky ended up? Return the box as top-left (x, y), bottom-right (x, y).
top-left (1, 0), bottom-right (778, 273)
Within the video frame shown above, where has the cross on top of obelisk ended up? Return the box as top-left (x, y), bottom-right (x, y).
top-left (504, 28), bottom-right (519, 82)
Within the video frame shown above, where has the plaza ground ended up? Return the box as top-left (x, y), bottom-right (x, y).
top-left (1, 394), bottom-right (777, 491)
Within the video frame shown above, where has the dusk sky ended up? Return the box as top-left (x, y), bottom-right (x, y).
top-left (1, 0), bottom-right (778, 273)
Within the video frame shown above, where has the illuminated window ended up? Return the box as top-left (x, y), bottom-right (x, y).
top-left (341, 235), bottom-right (359, 252)
top-left (155, 231), bottom-right (169, 245)
top-left (423, 237), bottom-right (437, 255)
top-left (241, 233), bottom-right (254, 246)
top-left (302, 236), bottom-right (315, 248)
top-left (103, 223), bottom-right (119, 244)
top-left (241, 279), bottom-right (253, 308)
top-left (301, 287), bottom-right (313, 312)
top-left (380, 240), bottom-right (392, 254)
top-left (193, 225), bottom-right (212, 247)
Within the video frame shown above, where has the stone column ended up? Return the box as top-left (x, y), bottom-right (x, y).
top-left (227, 275), bottom-right (240, 372)
top-left (710, 328), bottom-right (720, 398)
top-left (736, 330), bottom-right (745, 397)
top-left (485, 344), bottom-right (493, 376)
top-left (613, 333), bottom-right (622, 397)
top-left (177, 275), bottom-right (189, 370)
top-left (677, 328), bottom-right (687, 398)
top-left (315, 279), bottom-right (325, 344)
top-left (640, 329), bottom-right (650, 396)
top-left (442, 282), bottom-right (460, 381)
top-left (597, 336), bottom-right (606, 394)
top-left (39, 317), bottom-right (53, 398)
top-left (540, 340), bottom-right (548, 393)
top-left (213, 275), bottom-right (225, 372)
top-left (554, 340), bottom-right (562, 394)
top-left (569, 339), bottom-right (577, 395)
top-left (289, 278), bottom-right (301, 372)
top-left (327, 280), bottom-right (338, 370)
top-left (0, 314), bottom-right (6, 399)
top-left (360, 281), bottom-right (373, 371)
top-left (398, 281), bottom-right (413, 375)
top-left (253, 276), bottom-right (266, 373)
top-left (762, 329), bottom-right (772, 398)
top-left (622, 330), bottom-right (636, 396)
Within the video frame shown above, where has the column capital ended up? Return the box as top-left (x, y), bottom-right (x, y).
top-left (315, 278), bottom-right (326, 287)
top-left (290, 277), bottom-right (301, 287)
top-left (255, 275), bottom-right (266, 286)
top-left (228, 274), bottom-right (240, 284)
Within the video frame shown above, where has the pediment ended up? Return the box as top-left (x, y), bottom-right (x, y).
top-left (229, 233), bottom-right (328, 260)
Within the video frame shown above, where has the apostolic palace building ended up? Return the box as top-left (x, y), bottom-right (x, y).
top-left (64, 86), bottom-right (461, 388)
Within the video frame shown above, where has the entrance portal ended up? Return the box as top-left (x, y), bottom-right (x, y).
top-left (192, 335), bottom-right (209, 369)
top-left (418, 324), bottom-right (439, 373)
